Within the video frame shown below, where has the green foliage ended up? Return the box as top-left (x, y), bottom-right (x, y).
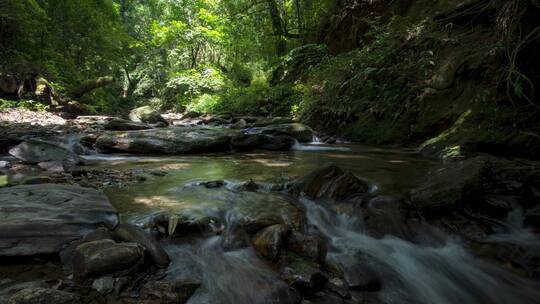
top-left (181, 74), bottom-right (301, 116)
top-left (187, 93), bottom-right (222, 113)
top-left (0, 0), bottom-right (352, 115)
top-left (298, 18), bottom-right (437, 131)
top-left (0, 98), bottom-right (50, 112)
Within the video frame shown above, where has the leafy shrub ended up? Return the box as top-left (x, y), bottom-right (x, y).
top-left (187, 93), bottom-right (222, 113)
top-left (0, 98), bottom-right (50, 112)
top-left (229, 63), bottom-right (253, 86)
top-left (298, 18), bottom-right (436, 132)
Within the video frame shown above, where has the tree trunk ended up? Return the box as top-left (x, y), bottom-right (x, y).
top-left (266, 0), bottom-right (287, 56)
top-left (69, 76), bottom-right (115, 99)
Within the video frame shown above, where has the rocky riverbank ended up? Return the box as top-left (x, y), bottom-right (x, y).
top-left (1, 108), bottom-right (540, 303)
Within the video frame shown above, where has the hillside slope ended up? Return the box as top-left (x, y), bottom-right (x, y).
top-left (278, 0), bottom-right (540, 160)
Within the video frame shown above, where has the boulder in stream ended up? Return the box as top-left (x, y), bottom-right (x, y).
top-left (0, 184), bottom-right (118, 256)
top-left (103, 118), bottom-right (153, 131)
top-left (72, 239), bottom-right (145, 283)
top-left (7, 288), bottom-right (79, 304)
top-left (411, 155), bottom-right (540, 218)
top-left (95, 128), bottom-right (236, 154)
top-left (138, 279), bottom-right (201, 304)
top-left (112, 224), bottom-right (170, 268)
top-left (129, 106), bottom-right (168, 125)
top-left (231, 134), bottom-right (295, 151)
top-left (247, 123), bottom-right (313, 143)
top-left (410, 156), bottom-right (486, 214)
top-left (286, 231), bottom-right (327, 264)
top-left (288, 164), bottom-right (369, 201)
top-left (8, 139), bottom-right (82, 165)
top-left (252, 224), bottom-right (289, 262)
top-left (182, 111), bottom-right (201, 119)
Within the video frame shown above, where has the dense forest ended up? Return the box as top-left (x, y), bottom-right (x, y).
top-left (2, 0), bottom-right (540, 159)
top-left (2, 1), bottom-right (540, 303)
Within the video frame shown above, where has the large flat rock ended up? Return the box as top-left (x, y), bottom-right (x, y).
top-left (0, 184), bottom-right (118, 256)
top-left (95, 128), bottom-right (238, 154)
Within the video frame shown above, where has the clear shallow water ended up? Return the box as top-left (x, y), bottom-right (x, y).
top-left (100, 143), bottom-right (435, 219)
top-left (89, 143), bottom-right (540, 304)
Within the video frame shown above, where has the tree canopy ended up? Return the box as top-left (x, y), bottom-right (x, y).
top-left (0, 0), bottom-right (335, 113)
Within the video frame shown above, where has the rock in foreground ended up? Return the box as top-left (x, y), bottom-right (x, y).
top-left (72, 239), bottom-right (144, 282)
top-left (7, 288), bottom-right (79, 304)
top-left (0, 184), bottom-right (118, 256)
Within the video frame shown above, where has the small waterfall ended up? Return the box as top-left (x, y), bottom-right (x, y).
top-left (291, 140), bottom-right (352, 152)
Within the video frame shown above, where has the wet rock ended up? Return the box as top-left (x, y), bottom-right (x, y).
top-left (233, 116), bottom-right (260, 124)
top-left (202, 116), bottom-right (230, 126)
top-left (182, 111), bottom-right (200, 119)
top-left (92, 277), bottom-right (115, 294)
top-left (200, 180), bottom-right (225, 188)
top-left (251, 123), bottom-right (313, 143)
top-left (525, 205), bottom-right (540, 228)
top-left (0, 184), bottom-right (118, 256)
top-left (234, 193), bottom-right (306, 234)
top-left (231, 134), bottom-right (295, 151)
top-left (72, 239), bottom-right (145, 282)
top-left (362, 196), bottom-right (412, 239)
top-left (289, 165), bottom-right (369, 201)
top-left (237, 180), bottom-right (259, 192)
top-left (411, 155), bottom-right (540, 219)
top-left (20, 176), bottom-right (52, 185)
top-left (251, 117), bottom-right (295, 128)
top-left (304, 292), bottom-right (345, 303)
top-left (232, 119), bottom-right (247, 129)
top-left (260, 135), bottom-right (296, 151)
top-left (59, 229), bottom-right (116, 274)
top-left (286, 231), bottom-right (327, 264)
top-left (323, 136), bottom-right (337, 144)
top-left (252, 224), bottom-right (289, 261)
top-left (147, 213), bottom-right (217, 236)
top-left (345, 263), bottom-right (382, 292)
top-left (0, 281), bottom-right (48, 303)
top-left (95, 128), bottom-right (236, 154)
top-left (281, 260), bottom-right (328, 296)
top-left (37, 161), bottom-right (65, 173)
top-left (103, 119), bottom-right (153, 131)
top-left (112, 224), bottom-right (170, 268)
top-left (83, 227), bottom-right (114, 242)
top-left (129, 106), bottom-right (168, 125)
top-left (327, 277), bottom-right (350, 299)
top-left (8, 139), bottom-right (82, 165)
top-left (7, 288), bottom-right (79, 304)
top-left (230, 134), bottom-right (264, 150)
top-left (410, 156), bottom-right (486, 214)
top-left (138, 279), bottom-right (201, 304)
top-left (80, 133), bottom-right (99, 146)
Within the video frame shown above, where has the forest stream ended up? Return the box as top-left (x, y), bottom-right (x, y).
top-left (3, 1), bottom-right (540, 302)
top-left (3, 128), bottom-right (539, 303)
top-left (95, 143), bottom-right (540, 304)
top-left (0, 113), bottom-right (539, 304)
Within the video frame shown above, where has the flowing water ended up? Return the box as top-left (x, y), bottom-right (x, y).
top-left (84, 143), bottom-right (540, 304)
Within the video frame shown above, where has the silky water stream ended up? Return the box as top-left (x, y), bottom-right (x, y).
top-left (84, 143), bottom-right (540, 304)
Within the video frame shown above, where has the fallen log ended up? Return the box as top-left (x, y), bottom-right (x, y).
top-left (69, 76), bottom-right (114, 99)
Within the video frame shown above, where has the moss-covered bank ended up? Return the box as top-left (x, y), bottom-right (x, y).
top-left (275, 0), bottom-right (540, 160)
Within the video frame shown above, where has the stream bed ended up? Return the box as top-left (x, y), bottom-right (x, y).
top-left (81, 143), bottom-right (540, 304)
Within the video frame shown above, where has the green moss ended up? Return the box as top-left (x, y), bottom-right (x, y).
top-left (0, 176), bottom-right (7, 187)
